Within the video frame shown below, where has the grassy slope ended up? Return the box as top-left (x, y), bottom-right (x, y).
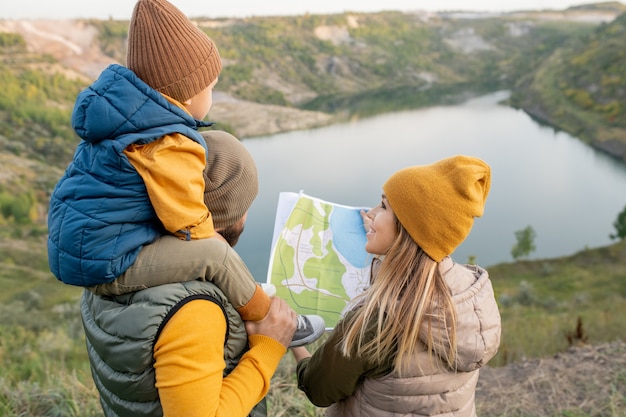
top-left (2, 237), bottom-right (624, 416)
top-left (488, 239), bottom-right (626, 365)
top-left (511, 11), bottom-right (626, 160)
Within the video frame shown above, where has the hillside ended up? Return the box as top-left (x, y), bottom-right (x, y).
top-left (2, 5), bottom-right (623, 237)
top-left (2, 4), bottom-right (626, 158)
top-left (511, 8), bottom-right (626, 160)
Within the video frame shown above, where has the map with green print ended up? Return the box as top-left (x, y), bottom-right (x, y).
top-left (267, 192), bottom-right (373, 329)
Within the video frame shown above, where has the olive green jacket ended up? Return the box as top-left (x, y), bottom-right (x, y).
top-left (81, 280), bottom-right (266, 417)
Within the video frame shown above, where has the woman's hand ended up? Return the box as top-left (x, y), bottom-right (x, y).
top-left (291, 346), bottom-right (312, 363)
top-left (360, 209), bottom-right (372, 233)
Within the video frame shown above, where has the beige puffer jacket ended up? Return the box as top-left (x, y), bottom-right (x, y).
top-left (326, 257), bottom-right (501, 417)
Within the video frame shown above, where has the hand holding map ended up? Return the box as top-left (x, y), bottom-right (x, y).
top-left (267, 192), bottom-right (373, 329)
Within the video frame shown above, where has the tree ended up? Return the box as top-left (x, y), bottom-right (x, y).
top-left (511, 225), bottom-right (537, 260)
top-left (610, 204), bottom-right (626, 240)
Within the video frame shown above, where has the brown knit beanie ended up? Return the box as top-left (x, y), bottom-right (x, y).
top-left (202, 131), bottom-right (258, 229)
top-left (383, 155), bottom-right (491, 262)
top-left (127, 0), bottom-right (222, 103)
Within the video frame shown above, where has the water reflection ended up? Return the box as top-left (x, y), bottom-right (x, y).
top-left (237, 91), bottom-right (626, 281)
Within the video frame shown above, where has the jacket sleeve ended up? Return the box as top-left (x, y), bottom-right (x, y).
top-left (154, 299), bottom-right (286, 417)
top-left (296, 310), bottom-right (391, 407)
top-left (453, 271), bottom-right (502, 371)
top-left (124, 133), bottom-right (215, 240)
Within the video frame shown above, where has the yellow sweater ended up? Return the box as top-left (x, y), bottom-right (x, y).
top-left (124, 96), bottom-right (214, 240)
top-left (154, 300), bottom-right (286, 417)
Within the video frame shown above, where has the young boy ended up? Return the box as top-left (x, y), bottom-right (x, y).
top-left (47, 0), bottom-right (324, 347)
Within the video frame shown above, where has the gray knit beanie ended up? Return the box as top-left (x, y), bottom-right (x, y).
top-left (202, 131), bottom-right (258, 229)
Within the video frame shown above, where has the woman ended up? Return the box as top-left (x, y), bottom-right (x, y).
top-left (292, 155), bottom-right (502, 417)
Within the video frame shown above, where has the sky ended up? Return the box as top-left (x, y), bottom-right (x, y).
top-left (2, 0), bottom-right (601, 20)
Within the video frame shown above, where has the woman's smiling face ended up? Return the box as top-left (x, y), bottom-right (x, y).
top-left (364, 195), bottom-right (398, 255)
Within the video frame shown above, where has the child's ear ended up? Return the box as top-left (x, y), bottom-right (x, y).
top-left (183, 98), bottom-right (192, 106)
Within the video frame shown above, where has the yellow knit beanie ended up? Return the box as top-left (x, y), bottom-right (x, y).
top-left (127, 0), bottom-right (222, 103)
top-left (382, 155), bottom-right (491, 262)
top-left (201, 131), bottom-right (258, 229)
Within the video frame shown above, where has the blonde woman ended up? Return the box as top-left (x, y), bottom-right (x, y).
top-left (292, 155), bottom-right (502, 417)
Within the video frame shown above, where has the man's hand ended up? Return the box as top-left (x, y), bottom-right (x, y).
top-left (245, 297), bottom-right (296, 349)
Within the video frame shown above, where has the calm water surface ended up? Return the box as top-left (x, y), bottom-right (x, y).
top-left (236, 91), bottom-right (626, 281)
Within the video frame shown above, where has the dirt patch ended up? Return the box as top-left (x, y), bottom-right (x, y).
top-left (445, 27), bottom-right (494, 54)
top-left (1, 19), bottom-right (113, 80)
top-left (209, 93), bottom-right (333, 138)
top-left (476, 340), bottom-right (626, 416)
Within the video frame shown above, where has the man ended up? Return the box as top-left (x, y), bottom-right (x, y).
top-left (54, 0), bottom-right (323, 349)
top-left (81, 131), bottom-right (302, 417)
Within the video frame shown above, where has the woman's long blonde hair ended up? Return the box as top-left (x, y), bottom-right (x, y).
top-left (339, 218), bottom-right (457, 374)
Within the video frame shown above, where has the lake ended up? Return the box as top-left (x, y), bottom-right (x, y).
top-left (236, 91), bottom-right (626, 281)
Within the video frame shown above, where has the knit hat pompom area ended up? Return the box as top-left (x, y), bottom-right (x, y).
top-left (382, 155), bottom-right (491, 262)
top-left (127, 0), bottom-right (222, 103)
top-left (201, 131), bottom-right (258, 230)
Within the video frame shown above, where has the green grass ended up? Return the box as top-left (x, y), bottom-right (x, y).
top-left (489, 240), bottom-right (626, 365)
top-left (0, 235), bottom-right (624, 415)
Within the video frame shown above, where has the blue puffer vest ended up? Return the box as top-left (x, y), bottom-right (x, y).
top-left (47, 64), bottom-right (211, 287)
top-left (81, 280), bottom-right (266, 417)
